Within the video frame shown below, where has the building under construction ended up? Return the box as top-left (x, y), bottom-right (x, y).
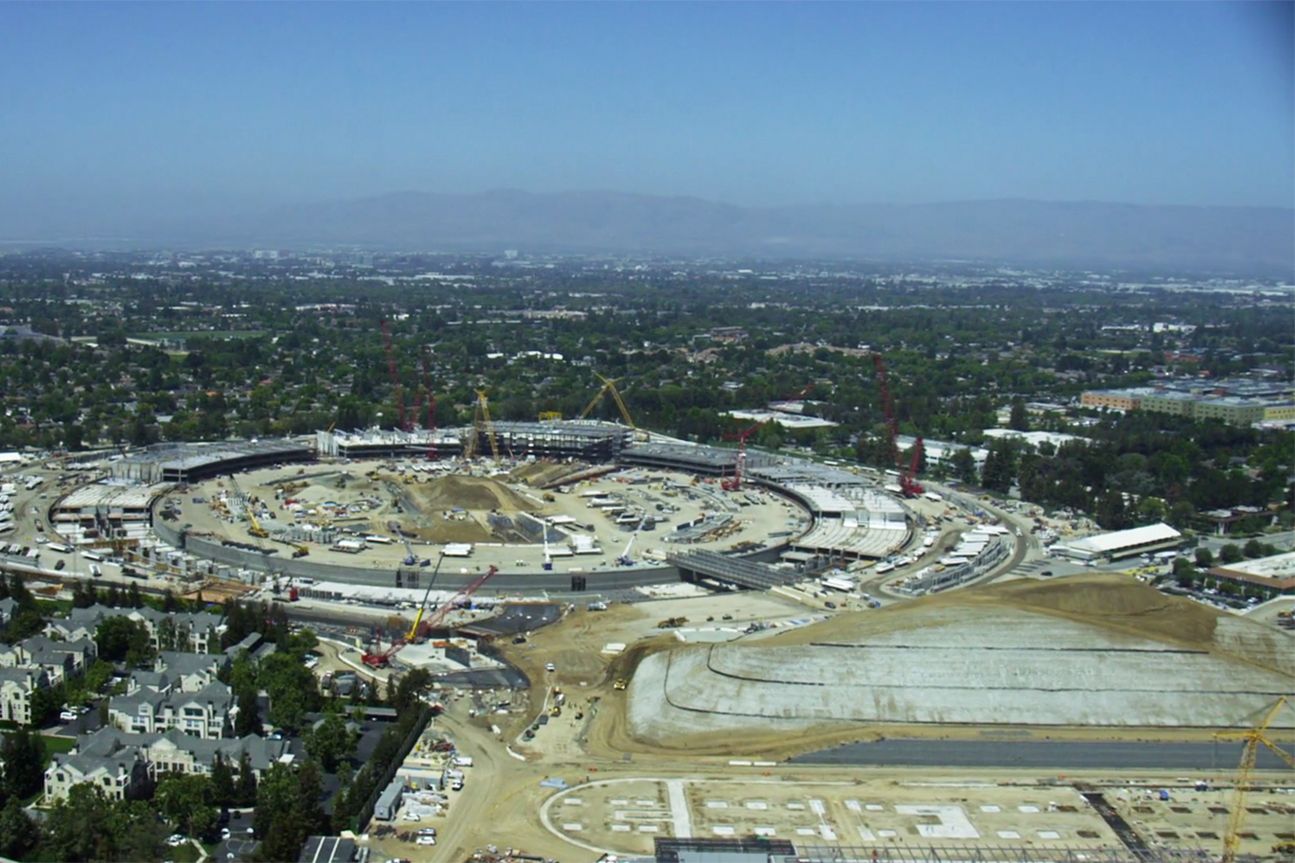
top-left (316, 420), bottom-right (630, 462)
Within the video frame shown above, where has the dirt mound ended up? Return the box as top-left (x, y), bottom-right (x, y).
top-left (409, 475), bottom-right (535, 513)
top-left (509, 461), bottom-right (582, 487)
top-left (974, 574), bottom-right (1221, 648)
top-left (774, 574), bottom-right (1222, 651)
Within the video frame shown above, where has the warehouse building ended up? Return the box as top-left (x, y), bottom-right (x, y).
top-left (1052, 522), bottom-right (1182, 562)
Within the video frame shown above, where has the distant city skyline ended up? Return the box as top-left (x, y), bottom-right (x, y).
top-left (0, 1), bottom-right (1291, 240)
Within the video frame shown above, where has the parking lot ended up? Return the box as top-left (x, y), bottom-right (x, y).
top-left (540, 777), bottom-right (1132, 856)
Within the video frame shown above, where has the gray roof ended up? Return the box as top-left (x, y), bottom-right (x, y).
top-left (76, 725), bottom-right (290, 772)
top-left (48, 750), bottom-right (140, 782)
top-left (0, 666), bottom-right (44, 687)
top-left (157, 650), bottom-right (225, 678)
top-left (111, 680), bottom-right (233, 714)
top-left (18, 634), bottom-right (95, 666)
top-left (0, 596), bottom-right (16, 623)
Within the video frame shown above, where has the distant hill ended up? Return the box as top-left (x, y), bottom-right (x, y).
top-left (233, 190), bottom-right (1293, 274)
top-left (9, 189), bottom-right (1293, 274)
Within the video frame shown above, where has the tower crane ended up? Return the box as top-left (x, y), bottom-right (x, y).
top-left (721, 421), bottom-right (766, 492)
top-left (871, 353), bottom-right (924, 497)
top-left (379, 319), bottom-right (409, 432)
top-left (466, 389), bottom-right (501, 460)
top-left (1216, 696), bottom-right (1294, 863)
top-left (420, 355), bottom-right (438, 460)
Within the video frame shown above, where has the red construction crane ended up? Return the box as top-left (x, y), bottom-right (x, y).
top-left (871, 353), bottom-right (924, 497)
top-left (420, 355), bottom-right (438, 459)
top-left (379, 319), bottom-right (409, 432)
top-left (362, 564), bottom-right (499, 668)
top-left (721, 421), bottom-right (766, 492)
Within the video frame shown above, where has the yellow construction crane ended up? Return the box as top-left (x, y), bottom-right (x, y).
top-left (1216, 696), bottom-right (1294, 863)
top-left (580, 373), bottom-right (639, 432)
top-left (227, 475), bottom-right (268, 538)
top-left (467, 389), bottom-right (500, 460)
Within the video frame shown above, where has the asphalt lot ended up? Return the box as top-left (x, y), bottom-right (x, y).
top-left (789, 738), bottom-right (1295, 771)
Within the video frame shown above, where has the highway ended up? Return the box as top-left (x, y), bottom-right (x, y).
top-left (789, 738), bottom-right (1295, 771)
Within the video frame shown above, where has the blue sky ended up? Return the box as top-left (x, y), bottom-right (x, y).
top-left (0, 1), bottom-right (1291, 216)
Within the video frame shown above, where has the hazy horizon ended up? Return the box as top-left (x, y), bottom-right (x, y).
top-left (2, 0), bottom-right (1292, 240)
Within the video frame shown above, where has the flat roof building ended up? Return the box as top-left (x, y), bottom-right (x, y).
top-left (1052, 522), bottom-right (1182, 562)
top-left (1209, 551), bottom-right (1295, 597)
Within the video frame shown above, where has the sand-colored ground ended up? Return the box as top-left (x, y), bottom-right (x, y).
top-left (622, 576), bottom-right (1294, 746)
top-left (354, 581), bottom-right (1295, 863)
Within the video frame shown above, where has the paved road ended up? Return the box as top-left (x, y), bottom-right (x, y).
top-left (789, 738), bottom-right (1295, 771)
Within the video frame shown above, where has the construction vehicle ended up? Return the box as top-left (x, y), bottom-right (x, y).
top-left (617, 514), bottom-right (649, 565)
top-left (721, 421), bottom-right (765, 492)
top-left (291, 545), bottom-right (309, 558)
top-left (656, 616), bottom-right (687, 629)
top-left (1217, 696), bottom-right (1294, 863)
top-left (228, 475), bottom-right (269, 538)
top-left (392, 522), bottom-right (419, 567)
top-left (362, 562), bottom-right (499, 668)
top-left (872, 353), bottom-right (924, 497)
top-left (612, 678), bottom-right (628, 690)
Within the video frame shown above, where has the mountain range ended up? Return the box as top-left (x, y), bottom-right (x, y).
top-left (12, 190), bottom-right (1295, 274)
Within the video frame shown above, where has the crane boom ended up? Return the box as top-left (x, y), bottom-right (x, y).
top-left (1217, 696), bottom-right (1294, 863)
top-left (413, 564), bottom-right (499, 639)
top-left (380, 319), bottom-right (407, 431)
top-left (405, 552), bottom-right (447, 641)
top-left (227, 475), bottom-right (268, 538)
top-left (871, 353), bottom-right (923, 497)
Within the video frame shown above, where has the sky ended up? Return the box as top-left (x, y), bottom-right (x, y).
top-left (0, 0), bottom-right (1291, 227)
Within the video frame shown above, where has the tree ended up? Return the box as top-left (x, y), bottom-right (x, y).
top-left (0, 796), bottom-right (39, 859)
top-left (234, 685), bottom-right (262, 737)
top-left (1219, 543), bottom-right (1243, 565)
top-left (211, 753), bottom-right (237, 809)
top-left (1008, 399), bottom-right (1029, 431)
top-left (305, 712), bottom-right (355, 773)
top-left (236, 752), bottom-right (258, 806)
top-left (0, 728), bottom-right (47, 799)
top-left (156, 772), bottom-right (218, 838)
top-left (1172, 557), bottom-right (1197, 586)
top-left (980, 441), bottom-right (1016, 493)
top-left (94, 617), bottom-right (153, 666)
top-left (253, 763), bottom-right (309, 862)
top-left (43, 784), bottom-right (165, 862)
top-left (1194, 547), bottom-right (1214, 568)
top-left (1242, 538), bottom-right (1265, 559)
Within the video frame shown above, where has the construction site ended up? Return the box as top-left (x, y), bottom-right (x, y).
top-left (22, 349), bottom-right (1293, 863)
top-left (349, 574), bottom-right (1294, 863)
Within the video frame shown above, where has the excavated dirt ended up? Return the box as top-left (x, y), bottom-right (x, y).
top-left (508, 460), bottom-right (586, 488)
top-left (406, 475), bottom-right (537, 513)
top-left (773, 575), bottom-right (1224, 654)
